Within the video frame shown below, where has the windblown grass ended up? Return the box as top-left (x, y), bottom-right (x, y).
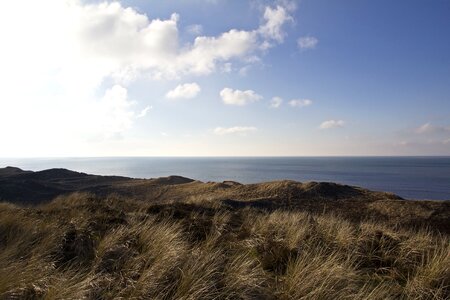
top-left (0, 194), bottom-right (448, 299)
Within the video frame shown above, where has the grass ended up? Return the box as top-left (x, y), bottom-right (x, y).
top-left (0, 193), bottom-right (448, 299)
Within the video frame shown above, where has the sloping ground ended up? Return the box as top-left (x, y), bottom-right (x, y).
top-left (0, 167), bottom-right (449, 298)
top-left (100, 177), bottom-right (402, 207)
top-left (0, 193), bottom-right (448, 299)
top-left (0, 167), bottom-right (449, 233)
top-left (0, 167), bottom-right (397, 204)
top-left (103, 178), bottom-right (450, 233)
top-left (0, 167), bottom-right (131, 204)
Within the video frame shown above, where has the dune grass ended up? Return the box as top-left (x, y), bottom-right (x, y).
top-left (0, 193), bottom-right (448, 299)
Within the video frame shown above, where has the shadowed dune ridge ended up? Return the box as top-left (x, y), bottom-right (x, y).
top-left (0, 167), bottom-right (449, 299)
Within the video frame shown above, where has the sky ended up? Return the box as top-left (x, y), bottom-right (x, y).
top-left (0, 0), bottom-right (449, 157)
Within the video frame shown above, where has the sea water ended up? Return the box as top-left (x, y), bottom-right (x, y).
top-left (1, 157), bottom-right (449, 200)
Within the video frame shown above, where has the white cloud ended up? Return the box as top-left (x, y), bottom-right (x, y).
top-left (288, 99), bottom-right (313, 107)
top-left (0, 0), bottom-right (295, 97)
top-left (214, 126), bottom-right (257, 135)
top-left (220, 88), bottom-right (263, 106)
top-left (0, 0), bottom-right (280, 95)
top-left (270, 97), bottom-right (283, 108)
top-left (166, 83), bottom-right (201, 99)
top-left (186, 24), bottom-right (203, 35)
top-left (258, 5), bottom-right (293, 43)
top-left (0, 83), bottom-right (148, 156)
top-left (319, 120), bottom-right (345, 129)
top-left (67, 3), bottom-right (260, 80)
top-left (94, 85), bottom-right (144, 137)
top-left (0, 0), bottom-right (295, 156)
top-left (180, 29), bottom-right (258, 75)
top-left (276, 0), bottom-right (298, 12)
top-left (297, 36), bottom-right (318, 50)
top-left (96, 85), bottom-right (134, 134)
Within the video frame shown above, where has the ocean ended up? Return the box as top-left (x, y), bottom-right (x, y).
top-left (1, 157), bottom-right (449, 200)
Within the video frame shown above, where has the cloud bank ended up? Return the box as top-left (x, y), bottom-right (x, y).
top-left (0, 0), bottom-right (294, 155)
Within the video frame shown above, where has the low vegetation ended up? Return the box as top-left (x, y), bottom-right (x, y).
top-left (1, 192), bottom-right (448, 299)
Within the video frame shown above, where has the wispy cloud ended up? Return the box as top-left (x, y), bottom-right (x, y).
top-left (186, 24), bottom-right (203, 35)
top-left (415, 122), bottom-right (450, 134)
top-left (166, 83), bottom-right (201, 99)
top-left (238, 65), bottom-right (251, 76)
top-left (288, 99), bottom-right (313, 107)
top-left (319, 120), bottom-right (345, 129)
top-left (213, 126), bottom-right (257, 135)
top-left (297, 36), bottom-right (318, 50)
top-left (258, 5), bottom-right (293, 44)
top-left (416, 123), bottom-right (434, 134)
top-left (136, 106), bottom-right (152, 118)
top-left (220, 88), bottom-right (263, 106)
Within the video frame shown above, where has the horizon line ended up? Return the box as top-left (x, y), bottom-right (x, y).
top-left (2, 155), bottom-right (450, 159)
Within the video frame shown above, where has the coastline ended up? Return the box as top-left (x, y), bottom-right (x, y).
top-left (1, 156), bottom-right (450, 200)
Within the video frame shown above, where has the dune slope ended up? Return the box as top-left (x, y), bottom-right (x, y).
top-left (0, 167), bottom-right (449, 299)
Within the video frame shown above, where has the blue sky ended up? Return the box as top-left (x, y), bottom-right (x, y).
top-left (0, 0), bottom-right (449, 156)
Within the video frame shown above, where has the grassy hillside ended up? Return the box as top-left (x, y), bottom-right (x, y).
top-left (1, 191), bottom-right (449, 299)
top-left (1, 167), bottom-right (449, 234)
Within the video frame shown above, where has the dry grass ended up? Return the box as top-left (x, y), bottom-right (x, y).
top-left (0, 194), bottom-right (449, 299)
